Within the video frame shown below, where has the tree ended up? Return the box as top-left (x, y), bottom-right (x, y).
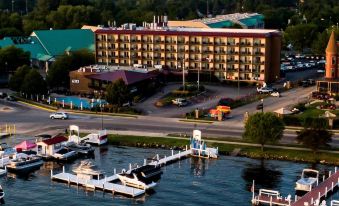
top-left (21, 69), bottom-right (47, 96)
top-left (47, 49), bottom-right (94, 89)
top-left (0, 46), bottom-right (30, 73)
top-left (284, 24), bottom-right (318, 52)
top-left (243, 112), bottom-right (285, 152)
top-left (105, 78), bottom-right (129, 107)
top-left (296, 118), bottom-right (332, 154)
top-left (9, 65), bottom-right (31, 92)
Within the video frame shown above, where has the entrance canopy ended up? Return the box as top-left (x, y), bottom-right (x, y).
top-left (15, 140), bottom-right (37, 150)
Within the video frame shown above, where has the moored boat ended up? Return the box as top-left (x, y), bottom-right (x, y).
top-left (72, 160), bottom-right (104, 180)
top-left (0, 185), bottom-right (4, 204)
top-left (117, 165), bottom-right (162, 190)
top-left (53, 148), bottom-right (77, 161)
top-left (6, 153), bottom-right (43, 173)
top-left (295, 169), bottom-right (319, 193)
top-left (64, 142), bottom-right (94, 156)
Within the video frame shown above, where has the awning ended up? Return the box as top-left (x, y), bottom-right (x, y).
top-left (36, 53), bottom-right (53, 61)
top-left (15, 140), bottom-right (37, 150)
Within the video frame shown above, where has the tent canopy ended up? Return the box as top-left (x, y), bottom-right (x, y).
top-left (274, 107), bottom-right (292, 115)
top-left (15, 140), bottom-right (37, 150)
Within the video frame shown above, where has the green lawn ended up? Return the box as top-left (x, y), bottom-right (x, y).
top-left (107, 134), bottom-right (339, 165)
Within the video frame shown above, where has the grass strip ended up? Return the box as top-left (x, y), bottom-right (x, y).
top-left (107, 134), bottom-right (339, 165)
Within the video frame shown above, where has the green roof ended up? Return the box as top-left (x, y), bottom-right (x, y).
top-left (0, 36), bottom-right (48, 60)
top-left (32, 29), bottom-right (94, 56)
top-left (207, 20), bottom-right (233, 28)
top-left (239, 14), bottom-right (264, 27)
top-left (0, 37), bottom-right (14, 48)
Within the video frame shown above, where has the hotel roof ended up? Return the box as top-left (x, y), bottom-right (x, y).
top-left (96, 27), bottom-right (280, 37)
top-left (87, 70), bottom-right (156, 85)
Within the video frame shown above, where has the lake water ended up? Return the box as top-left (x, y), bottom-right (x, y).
top-left (1, 146), bottom-right (338, 205)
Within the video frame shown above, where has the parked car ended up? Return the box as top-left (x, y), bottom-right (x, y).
top-left (218, 98), bottom-right (234, 106)
top-left (5, 95), bottom-right (15, 101)
top-left (256, 103), bottom-right (263, 110)
top-left (271, 92), bottom-right (280, 97)
top-left (172, 98), bottom-right (188, 107)
top-left (0, 92), bottom-right (7, 99)
top-left (50, 112), bottom-right (69, 120)
top-left (257, 87), bottom-right (274, 94)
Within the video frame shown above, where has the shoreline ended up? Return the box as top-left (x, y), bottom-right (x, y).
top-left (107, 134), bottom-right (339, 166)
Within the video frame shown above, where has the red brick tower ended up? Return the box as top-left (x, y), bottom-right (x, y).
top-left (325, 31), bottom-right (338, 79)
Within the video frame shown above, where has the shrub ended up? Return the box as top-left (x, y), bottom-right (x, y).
top-left (282, 115), bottom-right (303, 126)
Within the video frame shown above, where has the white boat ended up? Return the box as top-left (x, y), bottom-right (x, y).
top-left (64, 141), bottom-right (94, 156)
top-left (6, 153), bottom-right (43, 173)
top-left (82, 130), bottom-right (108, 146)
top-left (68, 125), bottom-right (107, 146)
top-left (53, 148), bottom-right (77, 161)
top-left (117, 165), bottom-right (162, 190)
top-left (72, 160), bottom-right (104, 180)
top-left (331, 200), bottom-right (339, 206)
top-left (0, 168), bottom-right (6, 177)
top-left (295, 169), bottom-right (319, 192)
top-left (190, 130), bottom-right (218, 158)
top-left (0, 185), bottom-right (4, 204)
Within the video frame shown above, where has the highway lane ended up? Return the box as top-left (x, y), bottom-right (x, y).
top-left (1, 89), bottom-right (339, 147)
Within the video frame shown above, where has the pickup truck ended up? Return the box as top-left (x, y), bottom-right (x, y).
top-left (172, 98), bottom-right (188, 107)
top-left (257, 87), bottom-right (274, 94)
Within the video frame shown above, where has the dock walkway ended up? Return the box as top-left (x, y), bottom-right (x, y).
top-left (252, 167), bottom-right (339, 206)
top-left (292, 168), bottom-right (339, 206)
top-left (51, 170), bottom-right (144, 197)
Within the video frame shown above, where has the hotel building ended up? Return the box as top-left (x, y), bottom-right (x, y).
top-left (95, 25), bottom-right (281, 83)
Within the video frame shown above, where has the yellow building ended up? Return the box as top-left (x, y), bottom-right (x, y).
top-left (95, 27), bottom-right (281, 83)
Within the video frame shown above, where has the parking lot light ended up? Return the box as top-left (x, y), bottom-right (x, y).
top-left (261, 99), bottom-right (264, 113)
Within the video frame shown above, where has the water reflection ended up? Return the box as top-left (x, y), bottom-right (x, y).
top-left (190, 157), bottom-right (207, 177)
top-left (242, 159), bottom-right (282, 191)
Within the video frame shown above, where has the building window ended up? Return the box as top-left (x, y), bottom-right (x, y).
top-left (332, 57), bottom-right (336, 65)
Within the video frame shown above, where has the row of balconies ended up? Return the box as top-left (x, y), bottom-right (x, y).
top-left (97, 54), bottom-right (265, 64)
top-left (97, 38), bottom-right (266, 46)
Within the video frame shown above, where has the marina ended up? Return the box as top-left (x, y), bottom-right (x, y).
top-left (252, 167), bottom-right (339, 206)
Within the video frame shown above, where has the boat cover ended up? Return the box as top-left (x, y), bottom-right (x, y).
top-left (297, 178), bottom-right (316, 185)
top-left (15, 140), bottom-right (37, 150)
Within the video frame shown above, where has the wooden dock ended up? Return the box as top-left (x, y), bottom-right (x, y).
top-left (148, 149), bottom-right (191, 167)
top-left (291, 167), bottom-right (339, 206)
top-left (252, 167), bottom-right (339, 206)
top-left (51, 169), bottom-right (144, 197)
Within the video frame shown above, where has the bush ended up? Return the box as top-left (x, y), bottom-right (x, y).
top-left (295, 103), bottom-right (306, 112)
top-left (302, 117), bottom-right (328, 129)
top-left (282, 115), bottom-right (303, 126)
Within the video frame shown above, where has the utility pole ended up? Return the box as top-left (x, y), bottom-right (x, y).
top-left (198, 62), bottom-right (201, 91)
top-left (206, 0), bottom-right (209, 17)
top-left (11, 0), bottom-right (14, 12)
top-left (25, 0), bottom-right (28, 15)
top-left (182, 58), bottom-right (185, 91)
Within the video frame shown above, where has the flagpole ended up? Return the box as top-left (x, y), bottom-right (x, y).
top-left (252, 180), bottom-right (255, 200)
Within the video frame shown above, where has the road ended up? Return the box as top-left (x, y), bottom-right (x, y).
top-left (0, 86), bottom-right (338, 147)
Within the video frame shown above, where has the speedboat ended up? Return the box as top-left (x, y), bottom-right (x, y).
top-left (82, 130), bottom-right (108, 146)
top-left (53, 148), bottom-right (77, 161)
top-left (0, 185), bottom-right (4, 204)
top-left (6, 153), bottom-right (43, 173)
top-left (72, 160), bottom-right (104, 180)
top-left (117, 165), bottom-right (162, 190)
top-left (64, 142), bottom-right (94, 156)
top-left (295, 169), bottom-right (319, 192)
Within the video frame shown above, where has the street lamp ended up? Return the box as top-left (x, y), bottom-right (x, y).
top-left (261, 98), bottom-right (264, 113)
top-left (198, 61), bottom-right (201, 91)
top-left (182, 57), bottom-right (185, 91)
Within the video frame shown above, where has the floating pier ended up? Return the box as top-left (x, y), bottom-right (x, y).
top-left (252, 167), bottom-right (339, 206)
top-left (51, 167), bottom-right (144, 197)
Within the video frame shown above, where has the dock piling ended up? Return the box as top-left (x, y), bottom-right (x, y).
top-left (63, 166), bottom-right (65, 174)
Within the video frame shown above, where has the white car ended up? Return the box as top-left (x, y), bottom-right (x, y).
top-left (257, 87), bottom-right (274, 94)
top-left (172, 98), bottom-right (188, 107)
top-left (271, 92), bottom-right (280, 97)
top-left (50, 112), bottom-right (69, 120)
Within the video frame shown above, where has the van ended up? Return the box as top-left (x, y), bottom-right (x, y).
top-left (133, 64), bottom-right (143, 68)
